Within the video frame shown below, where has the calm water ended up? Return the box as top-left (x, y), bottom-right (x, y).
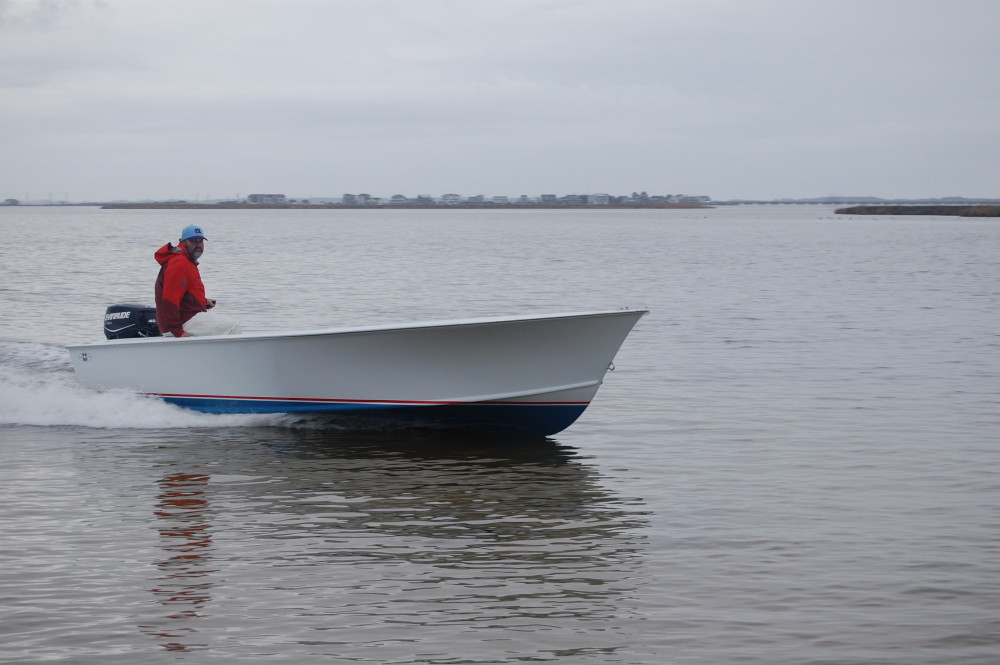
top-left (1, 205), bottom-right (997, 664)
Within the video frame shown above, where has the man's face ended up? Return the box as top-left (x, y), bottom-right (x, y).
top-left (182, 237), bottom-right (205, 260)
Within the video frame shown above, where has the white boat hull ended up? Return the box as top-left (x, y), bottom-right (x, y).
top-left (67, 309), bottom-right (646, 436)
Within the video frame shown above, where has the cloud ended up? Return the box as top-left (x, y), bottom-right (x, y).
top-left (0, 0), bottom-right (100, 30)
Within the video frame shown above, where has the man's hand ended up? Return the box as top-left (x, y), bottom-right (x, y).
top-left (206, 299), bottom-right (217, 310)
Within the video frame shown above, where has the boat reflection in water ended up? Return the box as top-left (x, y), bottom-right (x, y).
top-left (134, 427), bottom-right (649, 658)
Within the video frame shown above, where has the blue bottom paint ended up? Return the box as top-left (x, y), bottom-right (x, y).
top-left (161, 397), bottom-right (588, 437)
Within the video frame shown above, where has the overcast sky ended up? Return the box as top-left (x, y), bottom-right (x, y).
top-left (2, 0), bottom-right (998, 202)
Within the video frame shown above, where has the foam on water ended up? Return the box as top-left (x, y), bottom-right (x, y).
top-left (0, 340), bottom-right (280, 429)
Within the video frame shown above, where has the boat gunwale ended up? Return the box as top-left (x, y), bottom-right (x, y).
top-left (66, 308), bottom-right (648, 349)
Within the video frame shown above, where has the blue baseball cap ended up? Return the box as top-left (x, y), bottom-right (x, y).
top-left (180, 224), bottom-right (207, 240)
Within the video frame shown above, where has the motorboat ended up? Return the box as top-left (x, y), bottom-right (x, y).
top-left (67, 308), bottom-right (647, 436)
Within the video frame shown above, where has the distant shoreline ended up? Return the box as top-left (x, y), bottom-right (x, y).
top-left (836, 205), bottom-right (1000, 217)
top-left (100, 202), bottom-right (711, 210)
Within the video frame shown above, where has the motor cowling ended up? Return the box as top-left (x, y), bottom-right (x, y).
top-left (104, 303), bottom-right (162, 340)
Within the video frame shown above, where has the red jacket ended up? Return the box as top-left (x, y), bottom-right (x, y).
top-left (154, 243), bottom-right (208, 336)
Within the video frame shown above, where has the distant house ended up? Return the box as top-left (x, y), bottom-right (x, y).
top-left (248, 194), bottom-right (287, 204)
top-left (3, 198), bottom-right (19, 205)
top-left (440, 193), bottom-right (462, 205)
top-left (389, 195), bottom-right (410, 205)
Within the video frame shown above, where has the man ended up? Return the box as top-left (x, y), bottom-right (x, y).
top-left (154, 224), bottom-right (241, 337)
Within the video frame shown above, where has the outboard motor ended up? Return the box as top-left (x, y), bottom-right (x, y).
top-left (104, 303), bottom-right (162, 340)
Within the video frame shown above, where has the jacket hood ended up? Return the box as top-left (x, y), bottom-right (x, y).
top-left (155, 242), bottom-right (195, 266)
